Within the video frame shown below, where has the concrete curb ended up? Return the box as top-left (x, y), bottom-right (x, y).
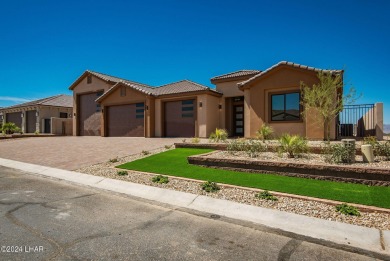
top-left (0, 157), bottom-right (389, 258)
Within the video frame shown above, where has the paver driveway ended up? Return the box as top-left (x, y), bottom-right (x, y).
top-left (0, 136), bottom-right (181, 170)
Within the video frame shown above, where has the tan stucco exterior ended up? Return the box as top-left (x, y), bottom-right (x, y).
top-left (71, 74), bottom-right (112, 136)
top-left (0, 105), bottom-right (72, 134)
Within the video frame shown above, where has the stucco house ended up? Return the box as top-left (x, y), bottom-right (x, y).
top-left (0, 95), bottom-right (73, 134)
top-left (68, 61), bottom-right (345, 139)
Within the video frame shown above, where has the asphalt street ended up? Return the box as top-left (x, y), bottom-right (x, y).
top-left (0, 166), bottom-right (378, 261)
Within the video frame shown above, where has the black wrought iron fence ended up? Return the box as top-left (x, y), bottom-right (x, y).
top-left (337, 104), bottom-right (375, 139)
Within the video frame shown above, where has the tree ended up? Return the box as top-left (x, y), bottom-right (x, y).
top-left (300, 71), bottom-right (357, 141)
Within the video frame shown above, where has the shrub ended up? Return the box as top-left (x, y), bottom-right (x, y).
top-left (34, 130), bottom-right (40, 135)
top-left (191, 137), bottom-right (200, 144)
top-left (152, 175), bottom-right (169, 184)
top-left (256, 124), bottom-right (274, 141)
top-left (109, 157), bottom-right (119, 163)
top-left (335, 203), bottom-right (361, 216)
top-left (255, 190), bottom-right (278, 201)
top-left (2, 122), bottom-right (19, 134)
top-left (227, 139), bottom-right (247, 153)
top-left (376, 141), bottom-right (390, 160)
top-left (209, 128), bottom-right (228, 143)
top-left (164, 145), bottom-right (172, 150)
top-left (245, 139), bottom-right (266, 158)
top-left (182, 139), bottom-right (186, 143)
top-left (201, 181), bottom-right (220, 193)
top-left (117, 170), bottom-right (128, 176)
top-left (142, 150), bottom-right (150, 155)
top-left (324, 143), bottom-right (355, 164)
top-left (278, 134), bottom-right (309, 158)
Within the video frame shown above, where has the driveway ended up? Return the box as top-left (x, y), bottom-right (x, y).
top-left (0, 136), bottom-right (181, 170)
top-left (0, 167), bottom-right (374, 261)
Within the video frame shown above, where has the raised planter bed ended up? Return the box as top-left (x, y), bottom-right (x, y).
top-left (188, 152), bottom-right (390, 186)
top-left (0, 134), bottom-right (61, 140)
top-left (175, 142), bottom-right (363, 155)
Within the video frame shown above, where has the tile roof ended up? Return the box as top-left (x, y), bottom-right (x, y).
top-left (211, 70), bottom-right (261, 81)
top-left (87, 70), bottom-right (155, 95)
top-left (154, 80), bottom-right (222, 96)
top-left (1, 95), bottom-right (73, 110)
top-left (238, 61), bottom-right (343, 88)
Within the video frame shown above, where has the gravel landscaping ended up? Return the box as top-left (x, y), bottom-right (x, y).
top-left (76, 147), bottom-right (390, 231)
top-left (205, 150), bottom-right (390, 169)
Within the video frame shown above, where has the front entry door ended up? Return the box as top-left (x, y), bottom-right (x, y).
top-left (233, 105), bottom-right (244, 136)
top-left (44, 119), bottom-right (51, 133)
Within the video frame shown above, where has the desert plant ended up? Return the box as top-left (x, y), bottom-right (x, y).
top-left (117, 170), bottom-right (128, 176)
top-left (256, 124), bottom-right (274, 141)
top-left (201, 181), bottom-right (220, 193)
top-left (301, 71), bottom-right (359, 141)
top-left (191, 137), bottom-right (200, 144)
top-left (335, 203), bottom-right (360, 216)
top-left (376, 141), bottom-right (390, 160)
top-left (34, 130), bottom-right (40, 135)
top-left (324, 143), bottom-right (355, 164)
top-left (142, 150), bottom-right (150, 155)
top-left (1, 122), bottom-right (19, 134)
top-left (182, 139), bottom-right (186, 143)
top-left (245, 139), bottom-right (266, 158)
top-left (164, 145), bottom-right (172, 149)
top-left (209, 128), bottom-right (228, 143)
top-left (152, 175), bottom-right (169, 184)
top-left (255, 190), bottom-right (278, 201)
top-left (278, 134), bottom-right (309, 158)
top-left (227, 139), bottom-right (247, 153)
top-left (109, 157), bottom-right (119, 163)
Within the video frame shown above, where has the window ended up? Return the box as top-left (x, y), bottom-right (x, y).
top-left (120, 86), bottom-right (126, 97)
top-left (60, 112), bottom-right (68, 118)
top-left (135, 103), bottom-right (144, 119)
top-left (87, 75), bottom-right (92, 84)
top-left (182, 113), bottom-right (194, 118)
top-left (271, 92), bottom-right (300, 121)
top-left (96, 91), bottom-right (104, 112)
top-left (181, 99), bottom-right (195, 118)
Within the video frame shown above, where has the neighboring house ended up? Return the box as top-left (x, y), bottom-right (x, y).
top-left (0, 95), bottom-right (73, 134)
top-left (68, 61), bottom-right (345, 139)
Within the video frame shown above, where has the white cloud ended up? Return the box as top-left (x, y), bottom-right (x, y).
top-left (0, 96), bottom-right (32, 103)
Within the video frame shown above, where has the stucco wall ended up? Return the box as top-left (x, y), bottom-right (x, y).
top-left (215, 79), bottom-right (245, 97)
top-left (72, 74), bottom-right (113, 136)
top-left (205, 95), bottom-right (222, 136)
top-left (245, 65), bottom-right (327, 139)
top-left (51, 118), bottom-right (73, 135)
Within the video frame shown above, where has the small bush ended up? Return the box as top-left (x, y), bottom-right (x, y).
top-left (256, 124), bottom-right (274, 141)
top-left (376, 141), bottom-right (390, 160)
top-left (209, 128), bottom-right (228, 143)
top-left (191, 137), bottom-right (200, 144)
top-left (201, 181), bottom-right (220, 193)
top-left (152, 175), bottom-right (169, 184)
top-left (335, 203), bottom-right (361, 216)
top-left (109, 157), bottom-right (119, 163)
top-left (324, 143), bottom-right (355, 164)
top-left (34, 130), bottom-right (40, 135)
top-left (255, 190), bottom-right (278, 201)
top-left (227, 139), bottom-right (247, 153)
top-left (245, 139), bottom-right (266, 158)
top-left (142, 150), bottom-right (150, 155)
top-left (164, 145), bottom-right (172, 149)
top-left (1, 122), bottom-right (19, 134)
top-left (117, 170), bottom-right (128, 176)
top-left (182, 139), bottom-right (186, 143)
top-left (278, 134), bottom-right (309, 158)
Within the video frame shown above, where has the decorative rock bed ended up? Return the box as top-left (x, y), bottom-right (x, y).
top-left (76, 146), bottom-right (390, 231)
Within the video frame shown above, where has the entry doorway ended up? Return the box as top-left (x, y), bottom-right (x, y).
top-left (44, 119), bottom-right (51, 133)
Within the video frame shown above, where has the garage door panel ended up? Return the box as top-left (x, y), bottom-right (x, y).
top-left (164, 100), bottom-right (195, 137)
top-left (107, 104), bottom-right (144, 137)
top-left (6, 112), bottom-right (22, 129)
top-left (26, 110), bottom-right (37, 133)
top-left (79, 93), bottom-right (101, 136)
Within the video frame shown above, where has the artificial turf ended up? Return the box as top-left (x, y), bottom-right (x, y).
top-left (117, 148), bottom-right (390, 209)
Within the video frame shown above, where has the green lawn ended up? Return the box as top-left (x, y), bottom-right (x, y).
top-left (118, 148), bottom-right (390, 209)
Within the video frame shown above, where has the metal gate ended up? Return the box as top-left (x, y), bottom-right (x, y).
top-left (337, 104), bottom-right (375, 139)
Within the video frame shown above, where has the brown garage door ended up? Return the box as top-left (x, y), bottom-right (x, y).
top-left (26, 110), bottom-right (37, 133)
top-left (107, 103), bottom-right (145, 137)
top-left (79, 92), bottom-right (102, 136)
top-left (164, 100), bottom-right (195, 137)
top-left (6, 112), bottom-right (22, 129)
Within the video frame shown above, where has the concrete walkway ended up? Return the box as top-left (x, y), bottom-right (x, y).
top-left (0, 157), bottom-right (389, 259)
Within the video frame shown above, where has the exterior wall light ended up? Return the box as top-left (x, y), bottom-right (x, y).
top-left (199, 102), bottom-right (203, 108)
top-left (219, 104), bottom-right (222, 110)
top-left (21, 112), bottom-right (24, 118)
top-left (146, 105), bottom-right (149, 111)
top-left (36, 111), bottom-right (39, 117)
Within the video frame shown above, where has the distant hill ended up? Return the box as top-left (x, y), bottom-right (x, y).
top-left (384, 124), bottom-right (390, 134)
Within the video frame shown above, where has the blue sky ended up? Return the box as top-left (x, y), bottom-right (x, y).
top-left (0, 0), bottom-right (389, 123)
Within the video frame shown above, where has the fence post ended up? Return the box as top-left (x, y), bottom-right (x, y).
top-left (375, 103), bottom-right (384, 141)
